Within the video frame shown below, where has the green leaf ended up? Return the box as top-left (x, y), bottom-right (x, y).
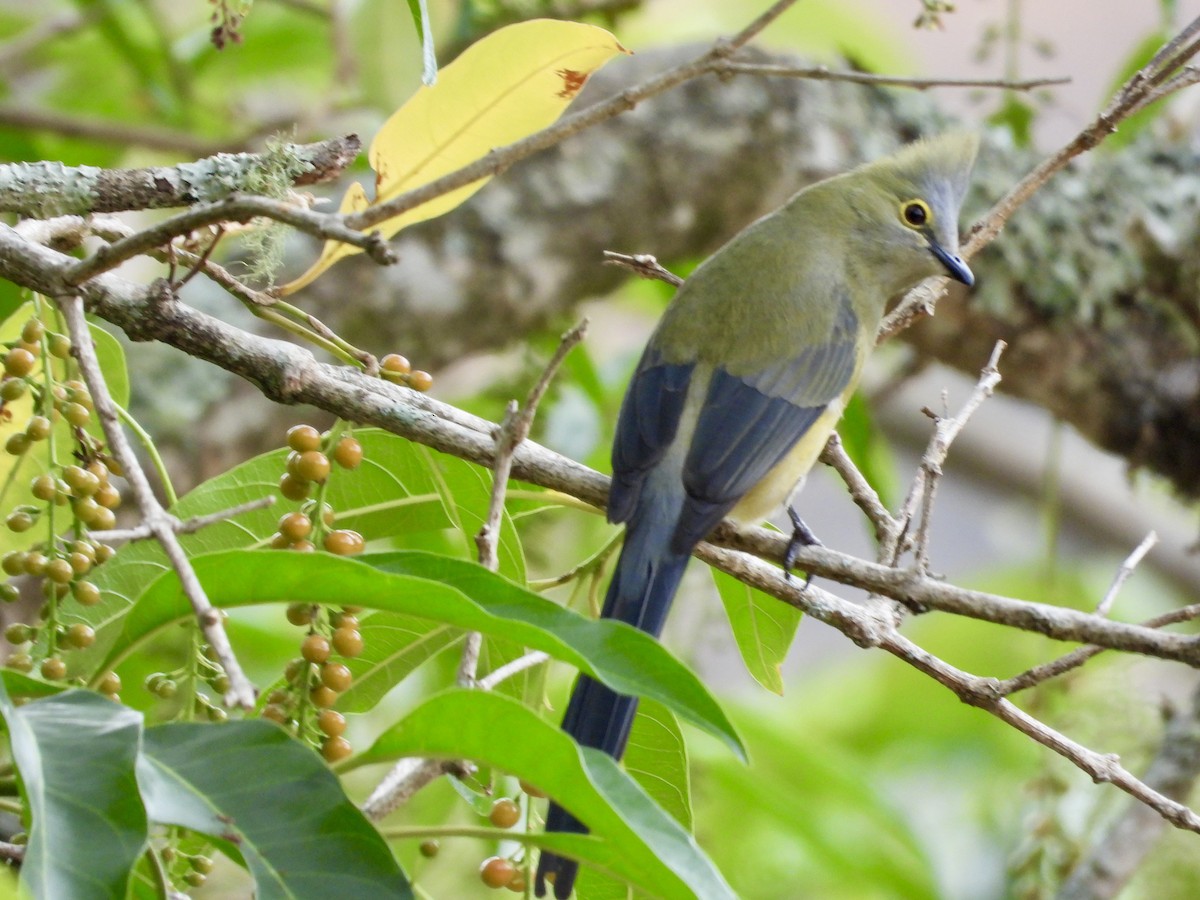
top-left (712, 566), bottom-right (801, 695)
top-left (365, 551), bottom-right (741, 756)
top-left (93, 550), bottom-right (743, 758)
top-left (424, 449), bottom-right (526, 583)
top-left (623, 698), bottom-right (691, 829)
top-left (336, 612), bottom-right (460, 713)
top-left (139, 721), bottom-right (411, 900)
top-left (695, 708), bottom-right (937, 898)
top-left (987, 95), bottom-right (1036, 148)
top-left (0, 670), bottom-right (66, 702)
top-left (575, 699), bottom-right (693, 898)
top-left (359, 690), bottom-right (735, 900)
top-left (405, 0), bottom-right (437, 85)
top-left (0, 685), bottom-right (146, 900)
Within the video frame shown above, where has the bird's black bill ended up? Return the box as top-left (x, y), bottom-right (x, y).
top-left (929, 240), bottom-right (974, 286)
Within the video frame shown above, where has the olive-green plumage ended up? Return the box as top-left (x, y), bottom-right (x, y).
top-left (536, 133), bottom-right (979, 899)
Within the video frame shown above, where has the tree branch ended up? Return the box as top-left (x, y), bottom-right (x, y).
top-left (0, 135), bottom-right (361, 218)
top-left (712, 60), bottom-right (1070, 91)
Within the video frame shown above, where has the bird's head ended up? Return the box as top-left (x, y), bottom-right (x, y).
top-left (845, 132), bottom-right (979, 294)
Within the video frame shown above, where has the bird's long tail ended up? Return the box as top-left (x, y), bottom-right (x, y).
top-left (534, 508), bottom-right (691, 899)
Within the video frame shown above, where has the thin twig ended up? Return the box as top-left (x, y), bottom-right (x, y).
top-left (1096, 531), bottom-right (1159, 617)
top-left (464, 319), bottom-right (588, 686)
top-left (0, 840), bottom-right (24, 863)
top-left (62, 194), bottom-right (393, 285)
top-left (58, 294), bottom-right (256, 709)
top-left (818, 432), bottom-right (899, 547)
top-left (474, 318), bottom-right (589, 573)
top-left (0, 105), bottom-right (220, 156)
top-left (998, 601), bottom-right (1200, 697)
top-left (909, 341), bottom-right (1005, 573)
top-left (328, 0), bottom-right (358, 89)
top-left (602, 251), bottom-right (684, 287)
top-left (962, 15), bottom-right (1200, 261)
top-left (713, 60), bottom-right (1070, 91)
top-left (879, 631), bottom-right (1200, 835)
top-left (85, 496), bottom-right (276, 545)
top-left (874, 16), bottom-right (1200, 344)
top-left (361, 758), bottom-right (454, 822)
top-left (477, 651), bottom-right (552, 691)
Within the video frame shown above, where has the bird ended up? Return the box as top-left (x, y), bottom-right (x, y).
top-left (535, 132), bottom-right (978, 899)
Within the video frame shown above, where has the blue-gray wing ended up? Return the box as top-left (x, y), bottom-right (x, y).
top-left (671, 303), bottom-right (860, 551)
top-left (608, 348), bottom-right (694, 525)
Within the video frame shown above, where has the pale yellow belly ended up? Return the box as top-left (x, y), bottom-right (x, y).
top-left (727, 400), bottom-right (845, 524)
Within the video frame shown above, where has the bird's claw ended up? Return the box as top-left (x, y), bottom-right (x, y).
top-left (783, 507), bottom-right (822, 586)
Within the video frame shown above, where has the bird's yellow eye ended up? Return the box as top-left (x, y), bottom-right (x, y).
top-left (900, 199), bottom-right (932, 229)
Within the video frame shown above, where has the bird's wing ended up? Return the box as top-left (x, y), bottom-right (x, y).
top-left (671, 301), bottom-right (860, 551)
top-left (608, 350), bottom-right (694, 525)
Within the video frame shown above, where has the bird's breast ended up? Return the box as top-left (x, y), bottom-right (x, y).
top-left (727, 399), bottom-right (846, 523)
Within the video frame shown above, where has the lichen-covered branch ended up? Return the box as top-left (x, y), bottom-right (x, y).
top-left (0, 135), bottom-right (361, 217)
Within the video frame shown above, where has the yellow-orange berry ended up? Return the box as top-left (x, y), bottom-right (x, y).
top-left (301, 633), bottom-right (331, 664)
top-left (320, 662), bottom-right (352, 693)
top-left (278, 512), bottom-right (313, 542)
top-left (331, 627), bottom-right (364, 658)
top-left (380, 353), bottom-right (411, 375)
top-left (332, 436), bottom-right (363, 469)
top-left (489, 798), bottom-right (520, 829)
top-left (64, 623), bottom-right (95, 649)
top-left (290, 451), bottom-right (330, 484)
top-left (95, 483), bottom-right (121, 510)
top-left (317, 709), bottom-right (346, 737)
top-left (40, 657), bottom-right (66, 681)
top-left (279, 473), bottom-right (311, 502)
top-left (321, 735), bottom-right (352, 762)
top-left (309, 685), bottom-right (338, 708)
top-left (4, 348), bottom-right (36, 378)
top-left (519, 779), bottom-right (546, 799)
top-left (286, 424), bottom-right (322, 453)
top-left (72, 581), bottom-right (101, 606)
top-left (323, 529), bottom-right (364, 556)
top-left (479, 857), bottom-right (517, 890)
top-left (286, 603), bottom-right (314, 626)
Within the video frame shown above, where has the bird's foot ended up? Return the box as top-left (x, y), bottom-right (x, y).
top-left (783, 507), bottom-right (822, 586)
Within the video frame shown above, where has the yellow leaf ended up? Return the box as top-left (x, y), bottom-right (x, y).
top-left (280, 19), bottom-right (629, 296)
